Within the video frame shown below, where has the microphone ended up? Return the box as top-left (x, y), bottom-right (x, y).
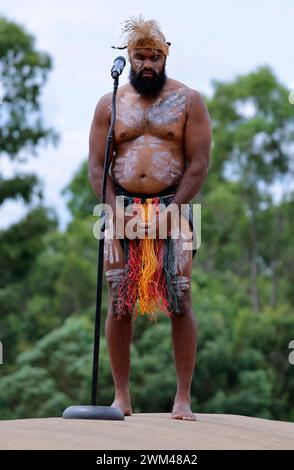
top-left (111, 56), bottom-right (126, 79)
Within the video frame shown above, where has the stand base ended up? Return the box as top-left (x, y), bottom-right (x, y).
top-left (62, 405), bottom-right (125, 421)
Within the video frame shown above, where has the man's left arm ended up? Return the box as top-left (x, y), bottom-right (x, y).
top-left (171, 89), bottom-right (212, 207)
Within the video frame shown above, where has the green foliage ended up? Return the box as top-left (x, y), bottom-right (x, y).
top-left (0, 16), bottom-right (58, 157)
top-left (131, 322), bottom-right (176, 412)
top-left (0, 17), bottom-right (58, 368)
top-left (0, 207), bottom-right (57, 286)
top-left (0, 174), bottom-right (40, 204)
top-left (0, 365), bottom-right (67, 420)
top-left (62, 160), bottom-right (97, 219)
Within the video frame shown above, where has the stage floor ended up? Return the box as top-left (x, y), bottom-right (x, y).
top-left (0, 413), bottom-right (294, 450)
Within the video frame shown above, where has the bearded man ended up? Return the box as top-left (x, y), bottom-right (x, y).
top-left (89, 15), bottom-right (211, 421)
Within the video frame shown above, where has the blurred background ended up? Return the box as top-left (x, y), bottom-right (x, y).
top-left (0, 0), bottom-right (294, 421)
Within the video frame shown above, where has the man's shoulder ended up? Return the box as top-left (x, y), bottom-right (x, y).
top-left (97, 83), bottom-right (131, 105)
top-left (93, 92), bottom-right (113, 121)
top-left (166, 77), bottom-right (187, 89)
top-left (96, 91), bottom-right (112, 107)
top-left (165, 79), bottom-right (203, 103)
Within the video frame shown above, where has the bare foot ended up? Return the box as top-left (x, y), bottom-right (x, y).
top-left (111, 393), bottom-right (132, 416)
top-left (172, 399), bottom-right (196, 421)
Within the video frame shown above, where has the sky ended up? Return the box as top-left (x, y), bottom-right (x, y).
top-left (0, 0), bottom-right (293, 229)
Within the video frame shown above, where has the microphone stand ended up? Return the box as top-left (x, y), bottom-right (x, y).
top-left (62, 74), bottom-right (124, 421)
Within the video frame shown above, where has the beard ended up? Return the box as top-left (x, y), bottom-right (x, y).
top-left (129, 63), bottom-right (167, 97)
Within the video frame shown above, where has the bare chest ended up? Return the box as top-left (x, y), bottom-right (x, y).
top-left (114, 90), bottom-right (187, 143)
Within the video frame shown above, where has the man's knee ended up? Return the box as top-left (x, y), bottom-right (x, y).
top-left (106, 295), bottom-right (133, 320)
top-left (105, 269), bottom-right (134, 319)
top-left (172, 301), bottom-right (198, 330)
top-left (173, 285), bottom-right (196, 319)
top-left (172, 275), bottom-right (190, 311)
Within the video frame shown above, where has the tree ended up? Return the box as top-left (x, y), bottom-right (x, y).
top-left (206, 66), bottom-right (294, 311)
top-left (0, 17), bottom-right (58, 365)
top-left (62, 160), bottom-right (97, 220)
top-left (0, 16), bottom-right (58, 159)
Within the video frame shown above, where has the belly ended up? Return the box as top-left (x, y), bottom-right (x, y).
top-left (111, 137), bottom-right (185, 194)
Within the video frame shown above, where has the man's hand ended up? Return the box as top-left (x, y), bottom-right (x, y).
top-left (144, 207), bottom-right (174, 239)
top-left (113, 203), bottom-right (177, 239)
top-left (114, 206), bottom-right (150, 239)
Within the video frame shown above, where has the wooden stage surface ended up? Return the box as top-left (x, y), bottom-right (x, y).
top-left (0, 413), bottom-right (294, 450)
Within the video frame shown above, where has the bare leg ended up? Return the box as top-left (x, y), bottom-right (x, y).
top-left (104, 235), bottom-right (133, 416)
top-left (171, 218), bottom-right (197, 420)
top-left (105, 292), bottom-right (133, 416)
top-left (171, 294), bottom-right (197, 421)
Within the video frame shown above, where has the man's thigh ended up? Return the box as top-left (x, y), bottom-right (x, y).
top-left (104, 229), bottom-right (125, 299)
top-left (171, 214), bottom-right (193, 311)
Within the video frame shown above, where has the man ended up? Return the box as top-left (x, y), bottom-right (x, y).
top-left (89, 16), bottom-right (211, 421)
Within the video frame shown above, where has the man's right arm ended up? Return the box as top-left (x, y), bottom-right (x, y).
top-left (88, 93), bottom-right (118, 214)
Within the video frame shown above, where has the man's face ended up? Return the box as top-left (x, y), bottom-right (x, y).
top-left (129, 48), bottom-right (167, 97)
